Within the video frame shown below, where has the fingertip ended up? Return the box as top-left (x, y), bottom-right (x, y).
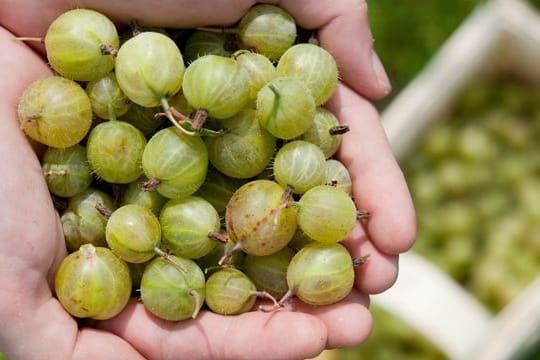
top-left (316, 4), bottom-right (391, 100)
top-left (341, 226), bottom-right (400, 294)
top-left (288, 292), bottom-right (373, 349)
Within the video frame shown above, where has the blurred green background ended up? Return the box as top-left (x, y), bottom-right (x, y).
top-left (370, 0), bottom-right (484, 107)
top-left (323, 0), bottom-right (540, 359)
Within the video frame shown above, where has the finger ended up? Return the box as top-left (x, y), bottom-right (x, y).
top-left (0, 0), bottom-right (256, 37)
top-left (327, 83), bottom-right (417, 255)
top-left (265, 0), bottom-right (391, 100)
top-left (4, 1), bottom-right (391, 101)
top-left (283, 289), bottom-right (373, 349)
top-left (342, 223), bottom-right (400, 294)
top-left (73, 328), bottom-right (146, 359)
top-left (97, 299), bottom-right (328, 360)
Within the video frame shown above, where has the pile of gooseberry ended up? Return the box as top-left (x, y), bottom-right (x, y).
top-left (18, 5), bottom-right (367, 321)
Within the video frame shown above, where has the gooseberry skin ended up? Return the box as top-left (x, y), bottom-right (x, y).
top-left (205, 109), bottom-right (276, 179)
top-left (61, 188), bottom-right (117, 252)
top-left (195, 240), bottom-right (245, 274)
top-left (225, 179), bottom-right (297, 256)
top-left (86, 72), bottom-right (132, 120)
top-left (286, 242), bottom-right (354, 306)
top-left (235, 50), bottom-right (277, 105)
top-left (54, 244), bottom-right (132, 320)
top-left (277, 43), bottom-right (338, 106)
top-left (256, 76), bottom-right (316, 140)
top-left (324, 159), bottom-right (353, 196)
top-left (297, 185), bottom-right (357, 243)
top-left (42, 144), bottom-right (93, 198)
top-left (115, 31), bottom-right (185, 107)
top-left (86, 120), bottom-right (147, 184)
top-left (183, 30), bottom-right (232, 63)
top-left (44, 9), bottom-right (119, 81)
top-left (142, 127), bottom-right (208, 199)
top-left (18, 76), bottom-right (92, 148)
top-left (105, 204), bottom-right (161, 263)
top-left (140, 255), bottom-right (206, 321)
top-left (205, 267), bottom-right (257, 315)
top-left (194, 166), bottom-right (246, 216)
top-left (301, 107), bottom-right (342, 158)
top-left (159, 196), bottom-right (221, 259)
top-left (182, 54), bottom-right (250, 119)
top-left (244, 247), bottom-right (295, 298)
top-left (237, 4), bottom-right (297, 61)
top-left (120, 176), bottom-right (168, 216)
top-left (273, 140), bottom-right (326, 194)
top-left (118, 103), bottom-right (164, 138)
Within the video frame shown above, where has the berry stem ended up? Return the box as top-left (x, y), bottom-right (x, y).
top-left (329, 125), bottom-right (350, 135)
top-left (270, 185), bottom-right (294, 224)
top-left (43, 169), bottom-right (68, 177)
top-left (192, 109), bottom-right (208, 132)
top-left (277, 288), bottom-right (296, 306)
top-left (254, 290), bottom-right (281, 312)
top-left (353, 254), bottom-right (370, 267)
top-left (218, 240), bottom-right (243, 266)
top-left (12, 36), bottom-right (44, 43)
top-left (208, 231), bottom-right (229, 244)
top-left (95, 203), bottom-right (112, 219)
top-left (356, 210), bottom-right (370, 221)
top-left (129, 19), bottom-right (142, 36)
top-left (160, 97), bottom-right (197, 136)
top-left (154, 247), bottom-right (187, 273)
top-left (188, 289), bottom-right (203, 319)
top-left (141, 178), bottom-right (161, 192)
top-left (100, 44), bottom-right (118, 57)
top-left (107, 102), bottom-right (117, 122)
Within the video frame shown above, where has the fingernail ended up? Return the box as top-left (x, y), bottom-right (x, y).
top-left (371, 51), bottom-right (391, 94)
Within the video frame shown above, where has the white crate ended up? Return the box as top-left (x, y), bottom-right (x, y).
top-left (373, 0), bottom-right (540, 359)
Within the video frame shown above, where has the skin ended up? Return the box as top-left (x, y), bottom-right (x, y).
top-left (0, 1), bottom-right (416, 359)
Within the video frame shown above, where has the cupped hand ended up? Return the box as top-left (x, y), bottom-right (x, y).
top-left (0, 1), bottom-right (415, 359)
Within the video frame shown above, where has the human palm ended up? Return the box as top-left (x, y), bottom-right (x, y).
top-left (0, 1), bottom-right (416, 359)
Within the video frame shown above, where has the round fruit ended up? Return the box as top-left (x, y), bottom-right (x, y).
top-left (44, 8), bottom-right (119, 81)
top-left (205, 109), bottom-right (276, 179)
top-left (86, 120), bottom-right (147, 184)
top-left (120, 176), bottom-right (168, 216)
top-left (106, 204), bottom-right (161, 263)
top-left (61, 188), bottom-right (117, 252)
top-left (273, 140), bottom-right (326, 194)
top-left (300, 107), bottom-right (343, 158)
top-left (54, 244), bottom-right (132, 319)
top-left (160, 196), bottom-right (221, 259)
top-left (256, 76), bottom-right (315, 140)
top-left (86, 73), bottom-right (132, 120)
top-left (204, 267), bottom-right (258, 315)
top-left (42, 144), bottom-right (92, 198)
top-left (183, 30), bottom-right (233, 63)
top-left (244, 247), bottom-right (295, 298)
top-left (194, 166), bottom-right (246, 216)
top-left (182, 54), bottom-right (250, 119)
top-left (234, 50), bottom-right (277, 105)
top-left (296, 185), bottom-right (357, 243)
top-left (142, 127), bottom-right (208, 199)
top-left (324, 159), bottom-right (353, 196)
top-left (225, 179), bottom-right (297, 256)
top-left (140, 254), bottom-right (206, 321)
top-left (277, 43), bottom-right (338, 105)
top-left (18, 76), bottom-right (92, 148)
top-left (281, 242), bottom-right (354, 306)
top-left (115, 31), bottom-right (185, 107)
top-left (237, 4), bottom-right (297, 61)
